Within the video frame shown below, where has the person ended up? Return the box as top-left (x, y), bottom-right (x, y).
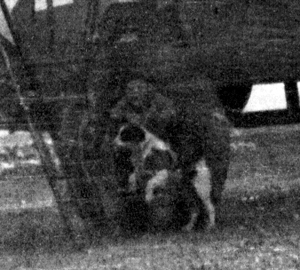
top-left (110, 79), bottom-right (176, 134)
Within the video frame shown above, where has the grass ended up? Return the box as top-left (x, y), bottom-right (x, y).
top-left (0, 197), bottom-right (299, 270)
top-left (1, 124), bottom-right (300, 269)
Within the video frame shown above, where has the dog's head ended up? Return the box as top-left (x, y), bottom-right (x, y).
top-left (114, 123), bottom-right (177, 169)
top-left (114, 123), bottom-right (146, 149)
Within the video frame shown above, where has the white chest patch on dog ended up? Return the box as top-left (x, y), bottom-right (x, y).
top-left (145, 169), bottom-right (169, 203)
top-left (141, 130), bottom-right (171, 158)
top-left (193, 159), bottom-right (212, 200)
top-left (187, 159), bottom-right (215, 230)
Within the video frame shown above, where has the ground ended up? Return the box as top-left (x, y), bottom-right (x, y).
top-left (0, 124), bottom-right (300, 269)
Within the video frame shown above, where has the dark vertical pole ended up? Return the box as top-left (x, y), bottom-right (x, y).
top-left (85, 0), bottom-right (99, 41)
top-left (85, 0), bottom-right (92, 42)
top-left (46, 0), bottom-right (55, 53)
top-left (83, 0), bottom-right (99, 88)
top-left (30, 0), bottom-right (36, 23)
top-left (285, 81), bottom-right (299, 113)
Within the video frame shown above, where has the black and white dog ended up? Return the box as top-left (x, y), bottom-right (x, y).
top-left (114, 123), bottom-right (178, 195)
top-left (113, 117), bottom-right (230, 231)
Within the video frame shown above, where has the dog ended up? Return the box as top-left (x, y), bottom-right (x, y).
top-left (113, 123), bottom-right (177, 193)
top-left (112, 120), bottom-right (229, 231)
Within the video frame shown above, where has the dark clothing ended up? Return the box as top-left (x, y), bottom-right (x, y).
top-left (111, 91), bottom-right (176, 133)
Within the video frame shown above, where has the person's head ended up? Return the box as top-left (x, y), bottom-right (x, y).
top-left (126, 79), bottom-right (154, 108)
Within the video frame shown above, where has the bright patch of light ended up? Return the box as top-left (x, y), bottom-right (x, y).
top-left (4, 0), bottom-right (18, 11)
top-left (0, 130), bottom-right (9, 137)
top-left (35, 0), bottom-right (73, 11)
top-left (34, 0), bottom-right (46, 11)
top-left (243, 83), bottom-right (287, 112)
top-left (0, 1), bottom-right (15, 43)
top-left (297, 82), bottom-right (300, 104)
top-left (53, 0), bottom-right (73, 7)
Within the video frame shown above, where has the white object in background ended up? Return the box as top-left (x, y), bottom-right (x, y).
top-left (35, 0), bottom-right (73, 11)
top-left (0, 131), bottom-right (33, 149)
top-left (0, 1), bottom-right (15, 43)
top-left (4, 0), bottom-right (18, 11)
top-left (0, 130), bottom-right (9, 137)
top-left (243, 83), bottom-right (287, 112)
top-left (297, 82), bottom-right (300, 101)
top-left (0, 131), bottom-right (58, 173)
top-left (53, 0), bottom-right (73, 7)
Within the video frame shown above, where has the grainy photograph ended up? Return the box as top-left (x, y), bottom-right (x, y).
top-left (0, 0), bottom-right (300, 269)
